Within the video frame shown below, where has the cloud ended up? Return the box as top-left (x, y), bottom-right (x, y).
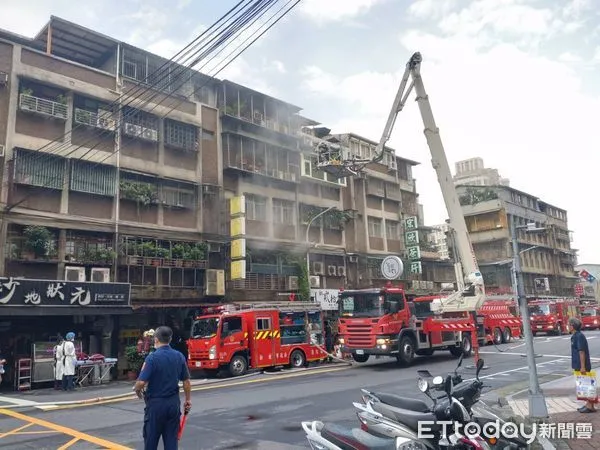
top-left (407, 0), bottom-right (458, 21)
top-left (298, 0), bottom-right (385, 24)
top-left (300, 24), bottom-right (600, 260)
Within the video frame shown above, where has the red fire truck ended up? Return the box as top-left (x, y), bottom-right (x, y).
top-left (579, 303), bottom-right (600, 330)
top-left (186, 302), bottom-right (328, 377)
top-left (337, 286), bottom-right (475, 365)
top-left (478, 300), bottom-right (522, 345)
top-left (528, 298), bottom-right (580, 335)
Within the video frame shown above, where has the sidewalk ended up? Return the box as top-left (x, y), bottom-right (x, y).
top-left (507, 375), bottom-right (600, 449)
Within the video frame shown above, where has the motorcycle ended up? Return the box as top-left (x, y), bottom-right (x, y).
top-left (302, 374), bottom-right (490, 450)
top-left (355, 359), bottom-right (528, 450)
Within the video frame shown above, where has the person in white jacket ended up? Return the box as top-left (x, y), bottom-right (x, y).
top-left (53, 336), bottom-right (64, 390)
top-left (62, 332), bottom-right (77, 391)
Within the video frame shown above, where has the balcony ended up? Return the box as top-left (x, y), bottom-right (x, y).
top-left (122, 122), bottom-right (159, 142)
top-left (398, 179), bottom-right (415, 193)
top-left (228, 273), bottom-right (289, 290)
top-left (19, 94), bottom-right (67, 120)
top-left (74, 108), bottom-right (116, 131)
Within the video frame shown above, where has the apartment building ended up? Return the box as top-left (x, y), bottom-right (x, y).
top-left (456, 184), bottom-right (577, 298)
top-left (0, 17), bottom-right (452, 372)
top-left (454, 157), bottom-right (510, 187)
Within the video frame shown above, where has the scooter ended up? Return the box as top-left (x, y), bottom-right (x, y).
top-left (302, 374), bottom-right (490, 450)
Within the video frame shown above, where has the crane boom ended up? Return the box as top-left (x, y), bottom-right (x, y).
top-left (374, 52), bottom-right (485, 312)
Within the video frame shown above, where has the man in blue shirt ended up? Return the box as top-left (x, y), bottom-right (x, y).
top-left (134, 326), bottom-right (192, 449)
top-left (569, 317), bottom-right (595, 413)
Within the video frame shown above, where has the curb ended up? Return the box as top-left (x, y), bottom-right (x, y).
top-left (0, 373), bottom-right (262, 410)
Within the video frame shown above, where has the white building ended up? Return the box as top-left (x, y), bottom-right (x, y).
top-left (427, 223), bottom-right (450, 260)
top-left (454, 157), bottom-right (510, 187)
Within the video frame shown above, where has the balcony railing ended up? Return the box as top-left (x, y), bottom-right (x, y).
top-left (229, 273), bottom-right (288, 290)
top-left (225, 160), bottom-right (299, 183)
top-left (74, 108), bottom-right (116, 131)
top-left (122, 122), bottom-right (159, 142)
top-left (19, 94), bottom-right (67, 119)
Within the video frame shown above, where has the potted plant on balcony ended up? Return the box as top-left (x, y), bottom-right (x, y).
top-left (23, 225), bottom-right (53, 259)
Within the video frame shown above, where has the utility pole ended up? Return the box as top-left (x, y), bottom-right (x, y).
top-left (510, 214), bottom-right (549, 419)
top-left (305, 206), bottom-right (336, 288)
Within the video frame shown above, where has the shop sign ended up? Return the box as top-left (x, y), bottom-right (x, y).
top-left (312, 289), bottom-right (339, 310)
top-left (0, 277), bottom-right (131, 307)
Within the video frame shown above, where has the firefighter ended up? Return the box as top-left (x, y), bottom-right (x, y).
top-left (134, 326), bottom-right (192, 450)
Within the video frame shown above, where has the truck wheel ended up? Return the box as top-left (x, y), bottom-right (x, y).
top-left (502, 327), bottom-right (512, 343)
top-left (397, 336), bottom-right (415, 365)
top-left (290, 349), bottom-right (306, 369)
top-left (352, 353), bottom-right (370, 363)
top-left (228, 355), bottom-right (247, 377)
top-left (459, 333), bottom-right (472, 357)
top-left (493, 328), bottom-right (502, 345)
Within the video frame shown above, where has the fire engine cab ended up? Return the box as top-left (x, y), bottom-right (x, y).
top-left (528, 298), bottom-right (579, 335)
top-left (337, 286), bottom-right (474, 365)
top-left (186, 302), bottom-right (328, 377)
top-left (579, 303), bottom-right (600, 330)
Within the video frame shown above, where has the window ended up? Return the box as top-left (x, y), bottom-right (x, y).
top-left (70, 160), bottom-right (116, 197)
top-left (256, 318), bottom-right (271, 330)
top-left (368, 217), bottom-right (383, 237)
top-left (273, 199), bottom-right (295, 225)
top-left (161, 185), bottom-right (195, 208)
top-left (14, 149), bottom-right (65, 190)
top-left (386, 220), bottom-right (400, 240)
top-left (165, 119), bottom-right (198, 151)
top-left (246, 194), bottom-right (267, 221)
top-left (201, 129), bottom-right (215, 141)
top-left (300, 155), bottom-right (346, 186)
top-left (221, 316), bottom-right (243, 336)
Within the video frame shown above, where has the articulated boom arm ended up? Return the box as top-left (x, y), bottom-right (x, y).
top-left (384, 53), bottom-right (485, 312)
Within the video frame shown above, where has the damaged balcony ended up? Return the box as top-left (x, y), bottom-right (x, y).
top-left (223, 133), bottom-right (300, 183)
top-left (219, 80), bottom-right (301, 149)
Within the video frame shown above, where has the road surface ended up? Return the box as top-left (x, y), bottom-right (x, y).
top-left (0, 331), bottom-right (598, 449)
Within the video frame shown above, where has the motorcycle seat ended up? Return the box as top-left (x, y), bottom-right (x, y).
top-left (371, 392), bottom-right (430, 412)
top-left (372, 402), bottom-right (438, 432)
top-left (321, 423), bottom-right (397, 450)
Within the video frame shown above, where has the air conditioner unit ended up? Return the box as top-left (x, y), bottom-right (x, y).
top-left (124, 123), bottom-right (142, 136)
top-left (207, 243), bottom-right (221, 253)
top-left (312, 262), bottom-right (324, 275)
top-left (337, 266), bottom-right (346, 277)
top-left (327, 265), bottom-right (337, 276)
top-left (0, 72), bottom-right (7, 85)
top-left (205, 269), bottom-right (225, 296)
top-left (348, 255), bottom-right (358, 263)
top-left (309, 276), bottom-right (320, 288)
top-left (287, 276), bottom-right (299, 290)
top-left (142, 128), bottom-right (158, 141)
top-left (91, 268), bottom-right (110, 283)
top-left (65, 266), bottom-right (86, 282)
top-left (97, 117), bottom-right (116, 131)
top-left (0, 144), bottom-right (5, 158)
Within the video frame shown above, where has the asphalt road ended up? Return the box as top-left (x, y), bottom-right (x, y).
top-left (1, 330), bottom-right (600, 449)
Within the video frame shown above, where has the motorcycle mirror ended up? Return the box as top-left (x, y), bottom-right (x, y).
top-left (432, 376), bottom-right (443, 386)
top-left (444, 374), bottom-right (453, 398)
top-left (417, 377), bottom-right (429, 393)
top-left (476, 358), bottom-right (485, 378)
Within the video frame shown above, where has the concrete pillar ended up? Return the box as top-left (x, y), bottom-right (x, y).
top-left (157, 118), bottom-right (165, 227)
top-left (266, 197), bottom-right (274, 238)
top-left (56, 229), bottom-right (67, 279)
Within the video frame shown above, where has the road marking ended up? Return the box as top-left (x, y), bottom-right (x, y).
top-left (58, 437), bottom-right (80, 449)
top-left (464, 358), bottom-right (565, 382)
top-left (46, 365), bottom-right (351, 411)
top-left (0, 423), bottom-right (33, 439)
top-left (0, 396), bottom-right (40, 407)
top-left (0, 409), bottom-right (132, 449)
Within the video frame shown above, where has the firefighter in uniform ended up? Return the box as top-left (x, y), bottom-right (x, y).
top-left (134, 326), bottom-right (192, 450)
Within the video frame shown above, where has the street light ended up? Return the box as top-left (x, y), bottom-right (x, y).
top-left (509, 215), bottom-right (549, 419)
top-left (305, 206), bottom-right (336, 285)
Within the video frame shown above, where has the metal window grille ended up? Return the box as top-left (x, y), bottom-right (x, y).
top-left (165, 120), bottom-right (198, 151)
top-left (70, 160), bottom-right (116, 197)
top-left (14, 149), bottom-right (65, 189)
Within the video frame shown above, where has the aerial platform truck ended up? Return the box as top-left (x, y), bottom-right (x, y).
top-left (308, 52), bottom-right (487, 365)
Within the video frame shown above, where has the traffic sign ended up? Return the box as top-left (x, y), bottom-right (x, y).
top-left (381, 256), bottom-right (404, 280)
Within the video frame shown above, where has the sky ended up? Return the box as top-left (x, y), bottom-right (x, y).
top-left (1, 0), bottom-right (599, 263)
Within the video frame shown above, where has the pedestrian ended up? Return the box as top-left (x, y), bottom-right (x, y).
top-left (53, 335), bottom-right (64, 390)
top-left (62, 332), bottom-right (77, 391)
top-left (133, 326), bottom-right (192, 450)
top-left (569, 317), bottom-right (596, 413)
top-left (0, 351), bottom-right (6, 385)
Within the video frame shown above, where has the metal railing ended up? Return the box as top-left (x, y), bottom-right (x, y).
top-left (19, 94), bottom-right (67, 119)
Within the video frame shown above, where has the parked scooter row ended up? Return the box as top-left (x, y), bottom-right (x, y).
top-left (301, 355), bottom-right (530, 449)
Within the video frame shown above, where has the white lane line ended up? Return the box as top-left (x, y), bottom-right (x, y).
top-left (464, 358), bottom-right (565, 382)
top-left (479, 350), bottom-right (600, 361)
top-left (0, 395), bottom-right (39, 407)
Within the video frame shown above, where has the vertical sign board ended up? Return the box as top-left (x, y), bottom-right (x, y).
top-left (230, 195), bottom-right (246, 280)
top-left (404, 216), bottom-right (422, 275)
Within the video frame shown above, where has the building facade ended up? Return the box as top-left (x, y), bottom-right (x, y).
top-left (456, 184), bottom-right (577, 298)
top-left (454, 157), bottom-right (509, 187)
top-left (0, 16), bottom-right (459, 378)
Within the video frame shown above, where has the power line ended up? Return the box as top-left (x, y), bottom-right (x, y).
top-left (5, 0), bottom-right (301, 212)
